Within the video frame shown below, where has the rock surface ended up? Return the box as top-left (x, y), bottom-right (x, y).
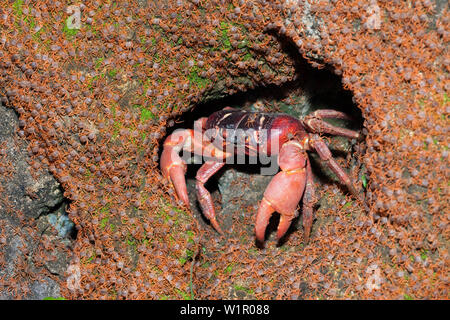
top-left (0, 101), bottom-right (73, 299)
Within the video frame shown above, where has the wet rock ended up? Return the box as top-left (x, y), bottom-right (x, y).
top-left (39, 208), bottom-right (75, 239)
top-left (0, 101), bottom-right (73, 299)
top-left (218, 167), bottom-right (271, 234)
top-left (29, 278), bottom-right (61, 300)
top-left (0, 103), bottom-right (65, 220)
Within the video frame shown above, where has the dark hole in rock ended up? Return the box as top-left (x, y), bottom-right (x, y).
top-left (42, 195), bottom-right (77, 241)
top-left (159, 36), bottom-right (365, 245)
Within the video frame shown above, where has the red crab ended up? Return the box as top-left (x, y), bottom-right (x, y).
top-left (160, 107), bottom-right (361, 242)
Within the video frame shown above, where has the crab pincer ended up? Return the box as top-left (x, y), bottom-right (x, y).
top-left (160, 129), bottom-right (193, 208)
top-left (255, 141), bottom-right (307, 242)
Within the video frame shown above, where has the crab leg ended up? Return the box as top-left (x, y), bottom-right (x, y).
top-left (301, 158), bottom-right (316, 242)
top-left (255, 141), bottom-right (307, 242)
top-left (304, 110), bottom-right (360, 140)
top-left (308, 109), bottom-right (354, 120)
top-left (196, 160), bottom-right (225, 234)
top-left (310, 136), bottom-right (360, 199)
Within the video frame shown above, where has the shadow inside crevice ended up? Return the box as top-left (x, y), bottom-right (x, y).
top-left (159, 32), bottom-right (365, 244)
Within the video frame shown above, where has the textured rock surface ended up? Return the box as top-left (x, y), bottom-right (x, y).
top-left (0, 0), bottom-right (447, 300)
top-left (0, 101), bottom-right (73, 299)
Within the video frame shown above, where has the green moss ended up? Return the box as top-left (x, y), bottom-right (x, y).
top-left (31, 25), bottom-right (45, 42)
top-left (188, 66), bottom-right (211, 89)
top-left (157, 207), bottom-right (170, 223)
top-left (100, 203), bottom-right (110, 214)
top-left (432, 137), bottom-right (438, 145)
top-left (100, 217), bottom-right (109, 229)
top-left (63, 18), bottom-right (79, 39)
top-left (112, 120), bottom-right (122, 139)
top-left (108, 289), bottom-right (118, 299)
top-left (13, 0), bottom-right (24, 18)
top-left (175, 288), bottom-right (192, 300)
top-left (107, 68), bottom-right (119, 78)
top-left (233, 285), bottom-right (254, 295)
top-left (343, 201), bottom-right (352, 209)
top-left (179, 249), bottom-right (194, 266)
top-left (24, 15), bottom-right (36, 29)
top-left (84, 169), bottom-right (92, 178)
top-left (417, 99), bottom-right (425, 107)
top-left (361, 174), bottom-right (368, 189)
top-left (243, 52), bottom-right (253, 61)
top-left (127, 238), bottom-right (135, 246)
top-left (420, 249), bottom-right (428, 261)
top-left (95, 57), bottom-right (104, 69)
top-left (178, 229), bottom-right (196, 266)
top-left (152, 265), bottom-right (163, 275)
top-left (126, 234), bottom-right (137, 254)
top-left (43, 296), bottom-right (66, 300)
top-left (87, 73), bottom-right (106, 91)
top-left (85, 22), bottom-right (98, 36)
top-left (224, 263), bottom-right (234, 274)
top-left (186, 230), bottom-right (195, 238)
top-left (86, 252), bottom-right (95, 264)
top-left (237, 39), bottom-right (248, 49)
top-left (219, 21), bottom-right (232, 51)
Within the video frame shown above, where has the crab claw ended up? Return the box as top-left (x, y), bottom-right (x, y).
top-left (195, 160), bottom-right (226, 234)
top-left (255, 141), bottom-right (307, 242)
top-left (160, 129), bottom-right (193, 207)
